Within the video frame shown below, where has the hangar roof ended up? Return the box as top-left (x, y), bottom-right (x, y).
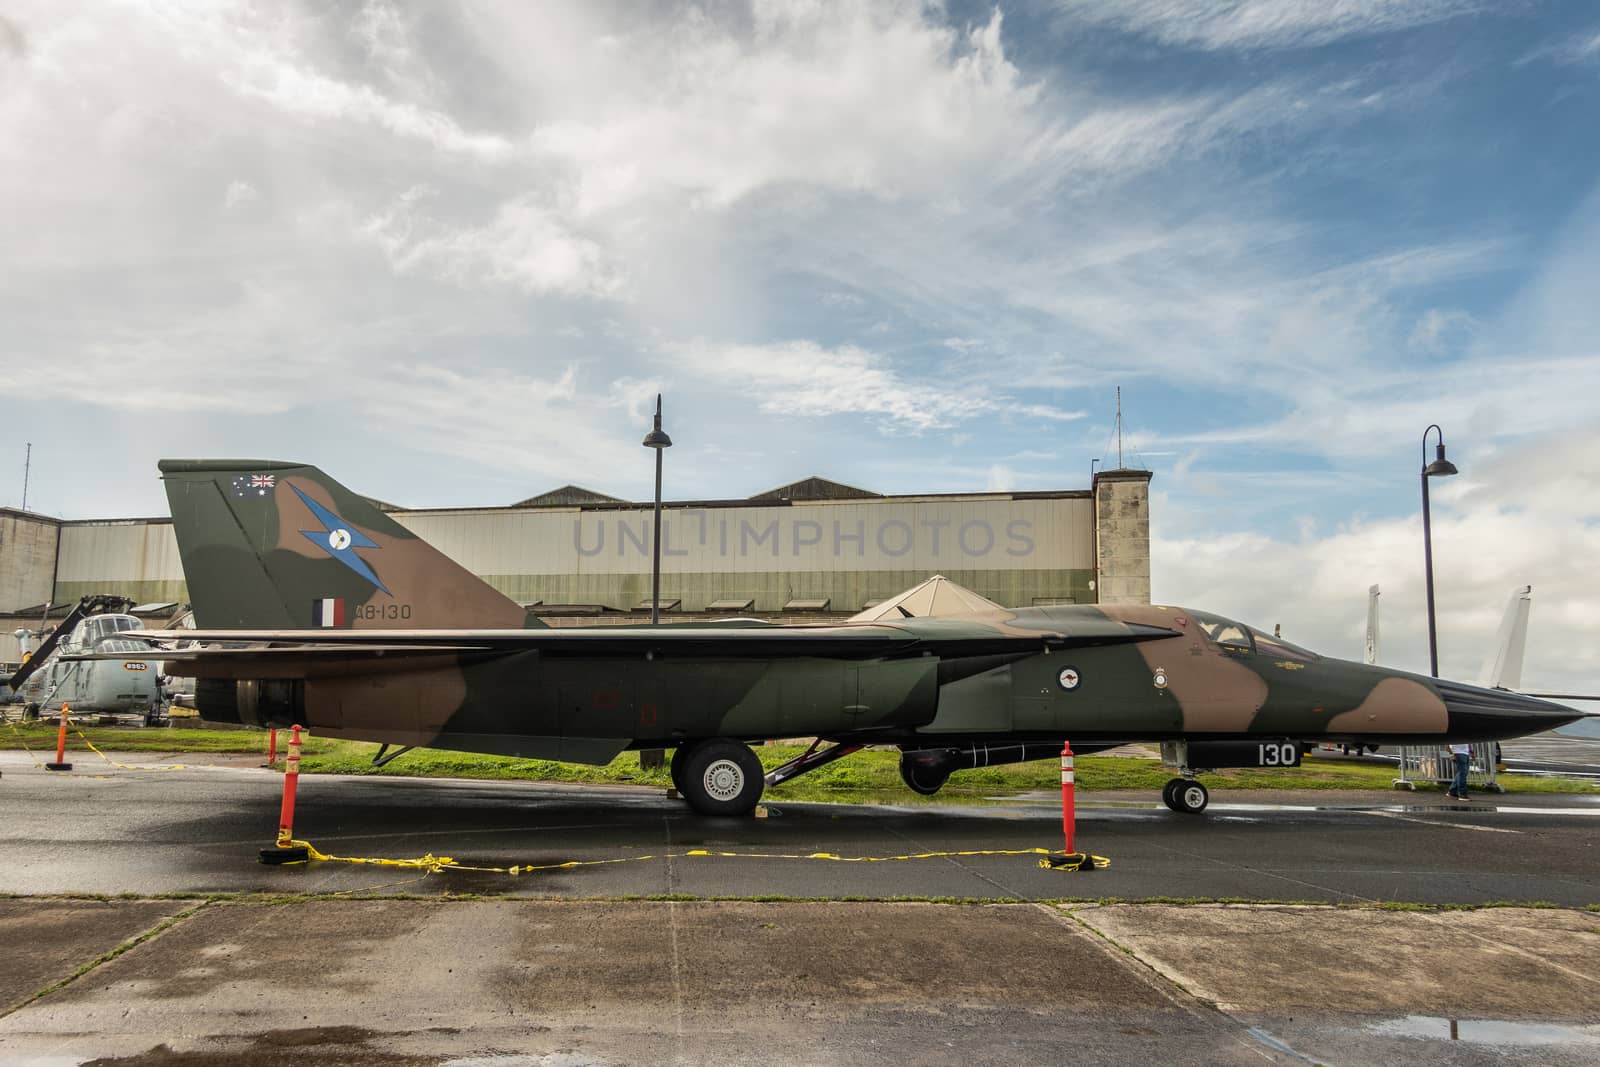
top-left (513, 485), bottom-right (626, 508)
top-left (749, 476), bottom-right (881, 502)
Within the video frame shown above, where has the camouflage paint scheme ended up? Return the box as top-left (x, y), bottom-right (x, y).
top-left (136, 460), bottom-right (1582, 772)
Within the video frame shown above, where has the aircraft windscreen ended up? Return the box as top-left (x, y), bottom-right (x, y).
top-left (1250, 629), bottom-right (1321, 664)
top-left (78, 615), bottom-right (143, 648)
top-left (1188, 611), bottom-right (1253, 653)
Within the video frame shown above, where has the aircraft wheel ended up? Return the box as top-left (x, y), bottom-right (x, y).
top-left (1173, 779), bottom-right (1209, 814)
top-left (898, 755), bottom-right (949, 796)
top-left (669, 742), bottom-right (698, 795)
top-left (1161, 778), bottom-right (1183, 811)
top-left (681, 740), bottom-right (764, 817)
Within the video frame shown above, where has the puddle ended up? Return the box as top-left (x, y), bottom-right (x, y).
top-left (1366, 1015), bottom-right (1600, 1046)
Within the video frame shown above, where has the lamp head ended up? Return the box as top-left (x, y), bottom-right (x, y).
top-left (642, 393), bottom-right (673, 449)
top-left (1423, 441), bottom-right (1458, 478)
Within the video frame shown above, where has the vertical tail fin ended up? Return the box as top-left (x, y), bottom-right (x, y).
top-left (1364, 584), bottom-right (1380, 665)
top-left (159, 459), bottom-right (542, 630)
top-left (1479, 585), bottom-right (1531, 689)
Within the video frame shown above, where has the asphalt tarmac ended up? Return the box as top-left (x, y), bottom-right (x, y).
top-left (3, 751), bottom-right (1599, 904)
top-left (4, 752), bottom-right (1600, 1065)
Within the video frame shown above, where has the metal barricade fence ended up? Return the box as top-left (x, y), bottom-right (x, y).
top-left (1392, 742), bottom-right (1503, 793)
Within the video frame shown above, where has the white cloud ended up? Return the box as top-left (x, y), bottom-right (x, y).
top-left (1154, 429), bottom-right (1600, 695)
top-left (360, 363), bottom-right (642, 484)
top-left (362, 187), bottom-right (624, 298)
top-left (1517, 26), bottom-right (1600, 67)
top-left (668, 339), bottom-right (1082, 433)
top-left (669, 339), bottom-right (990, 431)
top-left (223, 179), bottom-right (259, 209)
top-left (1407, 307), bottom-right (1478, 353)
top-left (1056, 0), bottom-right (1478, 51)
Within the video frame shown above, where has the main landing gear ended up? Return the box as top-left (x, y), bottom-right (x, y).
top-left (669, 737), bottom-right (863, 817)
top-left (1162, 777), bottom-right (1209, 814)
top-left (670, 739), bottom-right (765, 817)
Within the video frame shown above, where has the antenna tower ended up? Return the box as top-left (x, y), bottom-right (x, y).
top-left (21, 443), bottom-right (30, 511)
top-left (1115, 387), bottom-right (1123, 469)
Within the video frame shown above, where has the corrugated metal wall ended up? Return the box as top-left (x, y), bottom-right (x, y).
top-left (398, 496), bottom-right (1094, 611)
top-left (41, 494), bottom-right (1099, 614)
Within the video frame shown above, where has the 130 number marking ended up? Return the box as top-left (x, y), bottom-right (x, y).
top-left (353, 603), bottom-right (412, 621)
top-left (1257, 742), bottom-right (1299, 767)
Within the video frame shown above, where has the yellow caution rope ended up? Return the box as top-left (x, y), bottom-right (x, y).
top-left (69, 724), bottom-right (187, 771)
top-left (2, 717), bottom-right (48, 768)
top-left (266, 839), bottom-right (1108, 875)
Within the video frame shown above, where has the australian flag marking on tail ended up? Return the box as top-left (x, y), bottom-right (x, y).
top-left (231, 473), bottom-right (277, 498)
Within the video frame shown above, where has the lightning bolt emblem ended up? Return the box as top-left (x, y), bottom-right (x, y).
top-left (290, 485), bottom-right (390, 594)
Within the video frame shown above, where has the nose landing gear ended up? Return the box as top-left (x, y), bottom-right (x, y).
top-left (1162, 777), bottom-right (1209, 814)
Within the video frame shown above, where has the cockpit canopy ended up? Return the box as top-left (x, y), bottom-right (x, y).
top-left (1187, 610), bottom-right (1320, 663)
top-left (68, 614), bottom-right (145, 652)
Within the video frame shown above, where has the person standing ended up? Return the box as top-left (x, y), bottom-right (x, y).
top-left (1447, 742), bottom-right (1472, 800)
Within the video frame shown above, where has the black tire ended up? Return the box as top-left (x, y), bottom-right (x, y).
top-left (898, 755), bottom-right (949, 796)
top-left (1173, 779), bottom-right (1209, 814)
top-left (681, 740), bottom-right (764, 817)
top-left (1161, 778), bottom-right (1183, 811)
top-left (670, 742), bottom-right (698, 795)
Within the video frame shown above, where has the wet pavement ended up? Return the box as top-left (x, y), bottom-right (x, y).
top-left (2, 751), bottom-right (1599, 904)
top-left (2, 897), bottom-right (1598, 1065)
top-left (3, 753), bottom-right (1599, 1064)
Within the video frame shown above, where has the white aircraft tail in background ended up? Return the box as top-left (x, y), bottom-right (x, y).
top-left (1364, 584), bottom-right (1380, 665)
top-left (1479, 585), bottom-right (1532, 690)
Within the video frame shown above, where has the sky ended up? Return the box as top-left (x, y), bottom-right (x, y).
top-left (1, 1), bottom-right (1597, 694)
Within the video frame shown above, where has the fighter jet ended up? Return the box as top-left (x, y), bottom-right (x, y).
top-left (108, 459), bottom-right (1586, 817)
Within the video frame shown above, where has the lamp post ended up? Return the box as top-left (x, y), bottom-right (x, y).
top-left (638, 396), bottom-right (672, 776)
top-left (1420, 424), bottom-right (1459, 678)
top-left (642, 394), bottom-right (672, 625)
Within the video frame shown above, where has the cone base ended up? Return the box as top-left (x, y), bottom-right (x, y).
top-left (259, 846), bottom-right (310, 865)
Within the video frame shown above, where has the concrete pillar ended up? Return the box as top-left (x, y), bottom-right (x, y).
top-left (1092, 470), bottom-right (1152, 605)
top-left (0, 509), bottom-right (60, 614)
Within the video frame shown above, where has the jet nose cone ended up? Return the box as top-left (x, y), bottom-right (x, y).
top-left (1435, 679), bottom-right (1586, 740)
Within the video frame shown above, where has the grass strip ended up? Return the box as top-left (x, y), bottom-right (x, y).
top-left (4, 722), bottom-right (1595, 800)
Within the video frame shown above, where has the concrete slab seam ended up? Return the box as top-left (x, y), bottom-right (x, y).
top-left (4, 901), bottom-right (209, 1018)
top-left (1042, 904), bottom-right (1205, 1013)
top-left (1053, 906), bottom-right (1325, 1065)
top-left (1412, 910), bottom-right (1600, 986)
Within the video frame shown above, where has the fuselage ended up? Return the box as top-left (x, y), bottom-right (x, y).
top-left (913, 604), bottom-right (1578, 747)
top-left (190, 603), bottom-right (1583, 759)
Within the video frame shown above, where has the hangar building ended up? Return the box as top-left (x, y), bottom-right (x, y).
top-left (1, 469), bottom-right (1150, 661)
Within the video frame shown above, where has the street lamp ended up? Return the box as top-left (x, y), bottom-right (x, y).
top-left (1420, 424), bottom-right (1459, 677)
top-left (642, 394), bottom-right (672, 625)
